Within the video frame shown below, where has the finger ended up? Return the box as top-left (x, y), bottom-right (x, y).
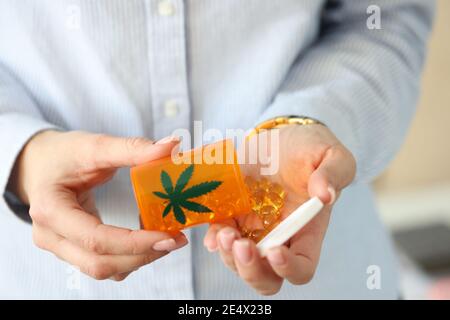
top-left (33, 225), bottom-right (188, 280)
top-left (204, 220), bottom-right (237, 252)
top-left (232, 239), bottom-right (283, 295)
top-left (217, 227), bottom-right (241, 272)
top-left (271, 207), bottom-right (330, 285)
top-left (204, 224), bottom-right (224, 252)
top-left (31, 189), bottom-right (188, 255)
top-left (111, 272), bottom-right (132, 282)
top-left (80, 133), bottom-right (180, 169)
top-left (266, 246), bottom-right (316, 285)
top-left (289, 207), bottom-right (331, 260)
top-left (308, 145), bottom-right (356, 204)
top-left (110, 267), bottom-right (140, 281)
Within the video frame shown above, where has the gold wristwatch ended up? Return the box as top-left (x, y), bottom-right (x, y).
top-left (248, 115), bottom-right (325, 138)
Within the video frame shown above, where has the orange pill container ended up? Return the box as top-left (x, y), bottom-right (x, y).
top-left (130, 139), bottom-right (251, 232)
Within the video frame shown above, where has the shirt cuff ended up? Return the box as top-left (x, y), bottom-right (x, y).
top-left (257, 92), bottom-right (360, 178)
top-left (0, 112), bottom-right (59, 218)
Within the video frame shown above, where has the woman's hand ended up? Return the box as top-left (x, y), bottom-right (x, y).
top-left (203, 124), bottom-right (356, 295)
top-left (10, 130), bottom-right (187, 281)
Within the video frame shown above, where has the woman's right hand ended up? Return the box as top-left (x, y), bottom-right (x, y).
top-left (9, 130), bottom-right (187, 281)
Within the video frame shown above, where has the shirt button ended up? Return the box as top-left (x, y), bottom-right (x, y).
top-left (164, 100), bottom-right (180, 118)
top-left (158, 0), bottom-right (175, 16)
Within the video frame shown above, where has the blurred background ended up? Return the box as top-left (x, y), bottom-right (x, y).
top-left (373, 0), bottom-right (450, 300)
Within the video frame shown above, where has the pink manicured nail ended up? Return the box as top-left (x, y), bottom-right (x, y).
top-left (155, 136), bottom-right (180, 145)
top-left (152, 238), bottom-right (178, 251)
top-left (207, 243), bottom-right (218, 252)
top-left (267, 248), bottom-right (286, 266)
top-left (204, 237), bottom-right (218, 252)
top-left (234, 240), bottom-right (252, 265)
top-left (219, 229), bottom-right (235, 252)
top-left (327, 186), bottom-right (336, 205)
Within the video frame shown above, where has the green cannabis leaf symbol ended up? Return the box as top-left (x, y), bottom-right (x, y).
top-left (153, 164), bottom-right (222, 224)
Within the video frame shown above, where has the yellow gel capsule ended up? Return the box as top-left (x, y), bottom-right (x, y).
top-left (265, 192), bottom-right (284, 209)
top-left (239, 177), bottom-right (287, 241)
top-left (249, 229), bottom-right (266, 241)
top-left (269, 182), bottom-right (286, 199)
top-left (241, 211), bottom-right (264, 230)
top-left (240, 226), bottom-right (250, 236)
top-left (258, 178), bottom-right (271, 191)
top-left (260, 205), bottom-right (277, 216)
top-left (252, 190), bottom-right (265, 210)
top-left (262, 213), bottom-right (278, 228)
top-left (244, 176), bottom-right (259, 193)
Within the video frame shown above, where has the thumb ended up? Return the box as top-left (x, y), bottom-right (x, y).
top-left (88, 134), bottom-right (180, 169)
top-left (307, 145), bottom-right (356, 205)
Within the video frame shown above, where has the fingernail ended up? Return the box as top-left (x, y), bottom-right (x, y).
top-left (155, 136), bottom-right (180, 145)
top-left (327, 186), bottom-right (336, 205)
top-left (234, 240), bottom-right (252, 265)
top-left (176, 236), bottom-right (189, 249)
top-left (267, 248), bottom-right (286, 266)
top-left (153, 238), bottom-right (178, 251)
top-left (205, 239), bottom-right (218, 252)
top-left (219, 229), bottom-right (236, 252)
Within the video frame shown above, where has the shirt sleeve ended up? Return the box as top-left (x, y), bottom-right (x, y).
top-left (258, 0), bottom-right (435, 182)
top-left (0, 65), bottom-right (59, 217)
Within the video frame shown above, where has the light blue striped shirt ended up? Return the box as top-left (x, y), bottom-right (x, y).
top-left (0, 0), bottom-right (434, 299)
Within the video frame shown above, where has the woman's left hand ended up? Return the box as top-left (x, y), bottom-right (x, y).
top-left (203, 124), bottom-right (356, 295)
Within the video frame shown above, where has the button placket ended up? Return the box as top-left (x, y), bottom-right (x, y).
top-left (145, 0), bottom-right (194, 299)
top-left (157, 0), bottom-right (176, 16)
top-left (147, 0), bottom-right (191, 138)
top-left (163, 99), bottom-right (180, 118)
